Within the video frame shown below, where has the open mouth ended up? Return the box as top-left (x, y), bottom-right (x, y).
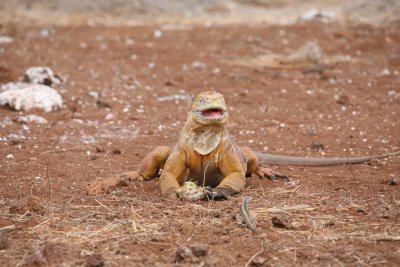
top-left (201, 108), bottom-right (224, 118)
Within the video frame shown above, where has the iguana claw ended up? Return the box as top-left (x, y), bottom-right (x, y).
top-left (255, 167), bottom-right (289, 181)
top-left (205, 187), bottom-right (237, 200)
top-left (118, 171), bottom-right (144, 181)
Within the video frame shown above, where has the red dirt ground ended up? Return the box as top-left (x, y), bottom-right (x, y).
top-left (0, 20), bottom-right (400, 266)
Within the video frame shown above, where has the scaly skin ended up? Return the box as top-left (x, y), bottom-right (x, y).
top-left (123, 91), bottom-right (400, 200)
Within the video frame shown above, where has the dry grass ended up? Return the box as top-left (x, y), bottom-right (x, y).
top-left (2, 180), bottom-right (399, 266)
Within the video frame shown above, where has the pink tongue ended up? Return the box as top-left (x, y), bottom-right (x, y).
top-left (202, 109), bottom-right (222, 117)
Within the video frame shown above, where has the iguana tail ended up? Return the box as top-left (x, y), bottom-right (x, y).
top-left (255, 151), bottom-right (400, 166)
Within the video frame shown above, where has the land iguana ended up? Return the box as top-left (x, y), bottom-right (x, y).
top-left (123, 91), bottom-right (399, 200)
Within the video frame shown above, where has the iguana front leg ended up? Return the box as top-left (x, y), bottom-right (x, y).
top-left (206, 144), bottom-right (246, 200)
top-left (121, 146), bottom-right (171, 181)
top-left (159, 149), bottom-right (187, 200)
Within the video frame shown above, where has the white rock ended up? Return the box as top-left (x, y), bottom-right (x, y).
top-left (154, 30), bottom-right (163, 39)
top-left (157, 94), bottom-right (192, 103)
top-left (379, 68), bottom-right (391, 76)
top-left (212, 68), bottom-right (221, 74)
top-left (6, 154), bottom-right (13, 159)
top-left (0, 116), bottom-right (12, 128)
top-left (24, 66), bottom-right (62, 86)
top-left (105, 113), bottom-right (114, 120)
top-left (0, 84), bottom-right (63, 112)
top-left (88, 91), bottom-right (99, 99)
top-left (0, 36), bottom-right (13, 44)
top-left (18, 115), bottom-right (48, 124)
top-left (1, 82), bottom-right (28, 91)
top-left (299, 9), bottom-right (335, 22)
top-left (81, 135), bottom-right (96, 144)
top-left (191, 61), bottom-right (207, 69)
top-left (6, 133), bottom-right (26, 140)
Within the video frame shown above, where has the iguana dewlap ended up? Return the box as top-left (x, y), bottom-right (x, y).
top-left (123, 91), bottom-right (399, 200)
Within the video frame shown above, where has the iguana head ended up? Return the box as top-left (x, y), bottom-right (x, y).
top-left (190, 91), bottom-right (229, 126)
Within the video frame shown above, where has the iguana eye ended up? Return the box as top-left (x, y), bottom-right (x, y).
top-left (198, 98), bottom-right (205, 104)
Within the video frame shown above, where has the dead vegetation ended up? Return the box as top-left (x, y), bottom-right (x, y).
top-left (1, 175), bottom-right (399, 266)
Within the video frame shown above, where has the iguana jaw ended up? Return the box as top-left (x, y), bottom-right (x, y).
top-left (191, 108), bottom-right (228, 125)
top-left (200, 108), bottom-right (225, 118)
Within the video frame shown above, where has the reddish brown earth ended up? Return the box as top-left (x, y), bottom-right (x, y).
top-left (0, 20), bottom-right (400, 266)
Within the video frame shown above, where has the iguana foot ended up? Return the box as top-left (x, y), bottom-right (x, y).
top-left (255, 167), bottom-right (289, 181)
top-left (205, 187), bottom-right (237, 200)
top-left (119, 171), bottom-right (144, 181)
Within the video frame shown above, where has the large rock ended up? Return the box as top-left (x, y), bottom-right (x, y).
top-left (0, 83), bottom-right (63, 112)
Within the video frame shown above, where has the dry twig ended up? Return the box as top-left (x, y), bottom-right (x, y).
top-left (94, 199), bottom-right (115, 214)
top-left (369, 234), bottom-right (400, 241)
top-left (0, 224), bottom-right (16, 231)
top-left (245, 241), bottom-right (264, 267)
top-left (253, 204), bottom-right (314, 216)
